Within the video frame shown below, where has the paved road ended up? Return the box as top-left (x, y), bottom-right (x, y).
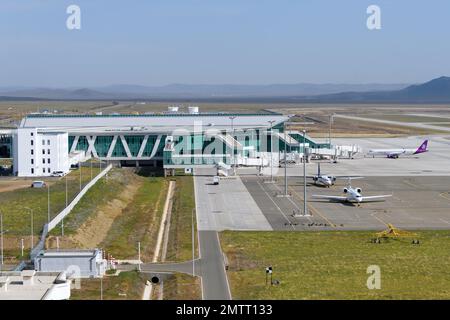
top-left (197, 230), bottom-right (231, 300)
top-left (116, 231), bottom-right (232, 300)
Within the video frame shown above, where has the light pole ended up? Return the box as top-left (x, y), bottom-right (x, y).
top-left (24, 207), bottom-right (34, 249)
top-left (137, 241), bottom-right (141, 271)
top-left (100, 276), bottom-right (103, 300)
top-left (47, 183), bottom-right (50, 223)
top-left (329, 113), bottom-right (334, 147)
top-left (303, 130), bottom-right (308, 216)
top-left (65, 173), bottom-right (68, 208)
top-left (1, 213), bottom-right (3, 270)
top-left (229, 116), bottom-right (236, 175)
top-left (192, 208), bottom-right (195, 277)
top-left (268, 120), bottom-right (276, 183)
top-left (284, 122), bottom-right (288, 196)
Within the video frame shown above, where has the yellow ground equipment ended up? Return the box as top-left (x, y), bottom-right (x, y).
top-left (376, 224), bottom-right (418, 239)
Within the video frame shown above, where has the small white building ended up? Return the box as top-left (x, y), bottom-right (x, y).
top-left (13, 128), bottom-right (69, 177)
top-left (0, 270), bottom-right (71, 300)
top-left (34, 249), bottom-right (107, 278)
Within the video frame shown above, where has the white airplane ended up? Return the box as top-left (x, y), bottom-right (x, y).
top-left (368, 140), bottom-right (428, 159)
top-left (307, 163), bottom-right (362, 187)
top-left (311, 179), bottom-right (392, 205)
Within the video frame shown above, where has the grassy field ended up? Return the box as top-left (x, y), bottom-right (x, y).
top-left (50, 169), bottom-right (168, 261)
top-left (220, 230), bottom-right (450, 299)
top-left (0, 166), bottom-right (101, 263)
top-left (162, 273), bottom-right (202, 300)
top-left (166, 176), bottom-right (197, 262)
top-left (163, 175), bottom-right (201, 300)
top-left (70, 271), bottom-right (148, 300)
top-left (60, 172), bottom-right (200, 300)
top-left (1, 166), bottom-right (101, 235)
top-left (99, 175), bottom-right (167, 261)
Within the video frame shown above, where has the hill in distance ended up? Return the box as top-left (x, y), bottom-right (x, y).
top-left (0, 77), bottom-right (448, 103)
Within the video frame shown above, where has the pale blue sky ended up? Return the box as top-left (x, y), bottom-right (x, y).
top-left (1, 0), bottom-right (449, 86)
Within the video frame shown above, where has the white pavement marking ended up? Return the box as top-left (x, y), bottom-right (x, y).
top-left (255, 180), bottom-right (296, 230)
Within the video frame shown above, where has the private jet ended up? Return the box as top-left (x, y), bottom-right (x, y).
top-left (307, 163), bottom-right (362, 187)
top-left (368, 140), bottom-right (428, 159)
top-left (311, 179), bottom-right (392, 205)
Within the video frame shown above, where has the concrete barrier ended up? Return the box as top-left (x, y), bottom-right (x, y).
top-left (47, 164), bottom-right (112, 231)
top-left (29, 164), bottom-right (112, 260)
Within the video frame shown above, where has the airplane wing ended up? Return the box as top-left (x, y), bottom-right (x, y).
top-left (312, 195), bottom-right (347, 201)
top-left (361, 195), bottom-right (392, 202)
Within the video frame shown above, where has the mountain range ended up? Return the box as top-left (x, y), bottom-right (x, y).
top-left (0, 77), bottom-right (449, 103)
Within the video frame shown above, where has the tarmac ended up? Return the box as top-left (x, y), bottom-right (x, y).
top-left (195, 135), bottom-right (450, 231)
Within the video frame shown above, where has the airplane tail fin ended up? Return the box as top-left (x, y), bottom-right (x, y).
top-left (414, 140), bottom-right (428, 154)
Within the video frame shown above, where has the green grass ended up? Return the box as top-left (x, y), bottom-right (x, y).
top-left (100, 176), bottom-right (167, 260)
top-left (163, 273), bottom-right (201, 300)
top-left (0, 166), bottom-right (102, 263)
top-left (166, 176), bottom-right (197, 262)
top-left (50, 168), bottom-right (129, 236)
top-left (0, 166), bottom-right (101, 236)
top-left (70, 271), bottom-right (147, 300)
top-left (220, 230), bottom-right (450, 299)
top-left (163, 176), bottom-right (201, 299)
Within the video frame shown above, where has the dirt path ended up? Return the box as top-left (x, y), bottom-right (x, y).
top-left (67, 178), bottom-right (143, 248)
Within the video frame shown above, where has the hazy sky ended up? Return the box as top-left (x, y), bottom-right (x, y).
top-left (1, 0), bottom-right (449, 87)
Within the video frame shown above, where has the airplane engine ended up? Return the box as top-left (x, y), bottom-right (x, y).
top-left (343, 188), bottom-right (348, 193)
top-left (356, 188), bottom-right (362, 193)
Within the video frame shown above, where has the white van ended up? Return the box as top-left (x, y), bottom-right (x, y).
top-left (213, 176), bottom-right (220, 185)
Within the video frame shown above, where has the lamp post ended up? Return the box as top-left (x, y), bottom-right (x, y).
top-left (268, 120), bottom-right (276, 183)
top-left (65, 173), bottom-right (68, 208)
top-left (229, 116), bottom-right (236, 175)
top-left (303, 130), bottom-right (308, 216)
top-left (329, 113), bottom-right (334, 147)
top-left (47, 183), bottom-right (50, 223)
top-left (138, 241), bottom-right (141, 271)
top-left (192, 208), bottom-right (195, 277)
top-left (284, 122), bottom-right (288, 196)
top-left (24, 207), bottom-right (34, 249)
top-left (1, 213), bottom-right (3, 270)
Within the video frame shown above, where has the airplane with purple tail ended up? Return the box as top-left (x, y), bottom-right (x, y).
top-left (368, 140), bottom-right (428, 159)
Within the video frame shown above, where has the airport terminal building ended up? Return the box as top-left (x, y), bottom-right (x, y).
top-left (7, 108), bottom-right (331, 177)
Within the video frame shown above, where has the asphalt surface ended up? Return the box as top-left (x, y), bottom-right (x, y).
top-left (116, 231), bottom-right (232, 300)
top-left (241, 175), bottom-right (450, 231)
top-left (239, 135), bottom-right (450, 177)
top-left (194, 174), bottom-right (272, 231)
top-left (197, 230), bottom-right (231, 300)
